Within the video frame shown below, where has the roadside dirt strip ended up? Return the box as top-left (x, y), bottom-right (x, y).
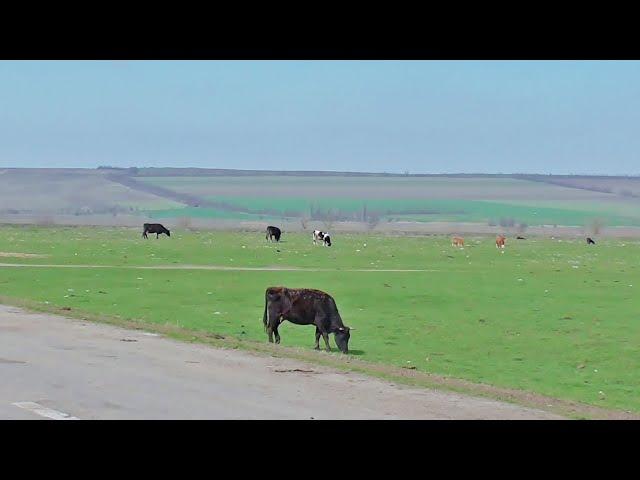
top-left (0, 304), bottom-right (563, 419)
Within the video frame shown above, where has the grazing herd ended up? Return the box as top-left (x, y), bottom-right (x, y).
top-left (449, 234), bottom-right (597, 250)
top-left (141, 222), bottom-right (600, 354)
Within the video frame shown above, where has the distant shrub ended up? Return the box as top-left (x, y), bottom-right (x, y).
top-left (177, 217), bottom-right (193, 230)
top-left (365, 213), bottom-right (381, 231)
top-left (322, 209), bottom-right (336, 230)
top-left (589, 218), bottom-right (605, 235)
top-left (35, 215), bottom-right (55, 226)
top-left (282, 209), bottom-right (301, 218)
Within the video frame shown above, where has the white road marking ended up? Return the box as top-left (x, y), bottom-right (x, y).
top-left (12, 402), bottom-right (79, 420)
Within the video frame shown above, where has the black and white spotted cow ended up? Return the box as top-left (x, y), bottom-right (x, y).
top-left (312, 230), bottom-right (332, 247)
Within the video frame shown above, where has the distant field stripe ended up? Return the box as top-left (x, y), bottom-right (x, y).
top-left (12, 402), bottom-right (79, 420)
top-left (0, 263), bottom-right (445, 273)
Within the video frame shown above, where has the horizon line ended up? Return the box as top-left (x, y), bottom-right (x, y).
top-left (1, 166), bottom-right (640, 178)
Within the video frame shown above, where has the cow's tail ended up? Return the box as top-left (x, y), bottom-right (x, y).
top-left (263, 291), bottom-right (269, 332)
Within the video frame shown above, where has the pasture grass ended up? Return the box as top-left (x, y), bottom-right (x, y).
top-left (1, 225), bottom-right (640, 413)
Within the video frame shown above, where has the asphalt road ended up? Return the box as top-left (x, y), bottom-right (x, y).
top-left (0, 305), bottom-right (563, 420)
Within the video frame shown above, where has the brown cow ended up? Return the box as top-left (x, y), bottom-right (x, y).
top-left (451, 236), bottom-right (464, 247)
top-left (262, 286), bottom-right (352, 353)
top-left (496, 235), bottom-right (506, 249)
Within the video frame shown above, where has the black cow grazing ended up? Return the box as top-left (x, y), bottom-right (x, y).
top-left (142, 223), bottom-right (170, 239)
top-left (266, 226), bottom-right (282, 242)
top-left (516, 236), bottom-right (526, 240)
top-left (587, 237), bottom-right (596, 245)
top-left (263, 286), bottom-right (352, 353)
top-left (312, 230), bottom-right (332, 246)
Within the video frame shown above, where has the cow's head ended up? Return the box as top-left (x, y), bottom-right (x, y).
top-left (166, 229), bottom-right (171, 237)
top-left (324, 235), bottom-right (332, 247)
top-left (334, 326), bottom-right (351, 353)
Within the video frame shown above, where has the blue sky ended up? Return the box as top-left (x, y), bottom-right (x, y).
top-left (1, 60), bottom-right (639, 174)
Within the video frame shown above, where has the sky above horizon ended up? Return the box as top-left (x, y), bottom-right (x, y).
top-left (1, 60), bottom-right (639, 175)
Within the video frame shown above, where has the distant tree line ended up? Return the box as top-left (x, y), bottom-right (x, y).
top-left (98, 166), bottom-right (140, 175)
top-left (487, 217), bottom-right (528, 232)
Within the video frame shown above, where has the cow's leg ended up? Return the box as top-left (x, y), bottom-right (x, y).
top-left (313, 312), bottom-right (331, 352)
top-left (267, 325), bottom-right (274, 343)
top-left (321, 331), bottom-right (331, 351)
top-left (314, 327), bottom-right (321, 350)
top-left (273, 324), bottom-right (281, 344)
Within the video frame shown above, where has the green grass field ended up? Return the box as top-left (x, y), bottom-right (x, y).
top-left (1, 225), bottom-right (639, 413)
top-left (147, 197), bottom-right (640, 227)
top-left (139, 175), bottom-right (640, 227)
